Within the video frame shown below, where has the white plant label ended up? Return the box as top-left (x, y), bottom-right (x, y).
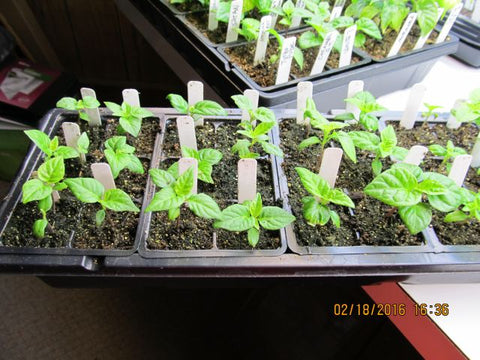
top-left (254, 15), bottom-right (272, 65)
top-left (436, 4), bottom-right (462, 43)
top-left (275, 36), bottom-right (296, 85)
top-left (226, 0), bottom-right (243, 43)
top-left (52, 190), bottom-right (60, 203)
top-left (310, 31), bottom-right (338, 75)
top-left (80, 87), bottom-right (101, 127)
top-left (464, 0), bottom-right (475, 11)
top-left (296, 81), bottom-right (313, 125)
top-left (318, 148), bottom-right (343, 188)
top-left (238, 159), bottom-right (257, 203)
top-left (62, 122), bottom-right (85, 163)
top-left (188, 81), bottom-right (204, 126)
top-left (387, 13), bottom-right (417, 57)
top-left (290, 0), bottom-right (305, 28)
top-left (91, 163), bottom-right (116, 190)
top-left (242, 89), bottom-right (259, 124)
top-left (471, 136), bottom-right (480, 167)
top-left (403, 145), bottom-right (428, 165)
top-left (472, 0), bottom-right (480, 22)
top-left (209, 0), bottom-right (219, 31)
top-left (345, 80), bottom-right (364, 120)
top-left (179, 158), bottom-right (198, 195)
top-left (448, 155), bottom-right (472, 186)
top-left (414, 8), bottom-right (443, 50)
top-left (330, 6), bottom-right (343, 20)
top-left (399, 83), bottom-right (427, 129)
top-left (177, 116), bottom-right (197, 151)
top-left (339, 25), bottom-right (356, 67)
top-left (270, 0), bottom-right (283, 25)
top-left (447, 99), bottom-right (464, 129)
top-left (122, 88), bottom-right (140, 107)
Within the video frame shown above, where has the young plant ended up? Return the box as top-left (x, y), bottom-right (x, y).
top-left (24, 129), bottom-right (87, 160)
top-left (65, 177), bottom-right (139, 226)
top-left (271, 0), bottom-right (311, 28)
top-left (255, 0), bottom-right (273, 14)
top-left (232, 119), bottom-right (283, 158)
top-left (214, 193), bottom-right (295, 247)
top-left (104, 101), bottom-right (153, 137)
top-left (268, 29), bottom-right (304, 70)
top-left (22, 157), bottom-right (68, 238)
top-left (56, 96), bottom-right (100, 122)
top-left (298, 98), bottom-right (357, 165)
top-left (231, 94), bottom-right (277, 123)
top-left (349, 125), bottom-right (408, 175)
top-left (452, 88), bottom-right (480, 124)
top-left (236, 18), bottom-right (260, 41)
top-left (412, 0), bottom-right (439, 37)
top-left (298, 16), bottom-right (335, 50)
top-left (216, 0), bottom-right (255, 23)
top-left (338, 91), bottom-right (387, 131)
top-left (364, 163), bottom-right (467, 234)
top-left (104, 136), bottom-right (144, 179)
top-left (146, 166), bottom-right (221, 221)
top-left (444, 189), bottom-right (480, 223)
top-left (295, 167), bottom-right (354, 227)
top-left (166, 93), bottom-right (228, 122)
top-left (422, 103), bottom-right (442, 123)
top-left (428, 141), bottom-right (467, 173)
top-left (330, 15), bottom-right (382, 48)
top-left (181, 146), bottom-right (223, 183)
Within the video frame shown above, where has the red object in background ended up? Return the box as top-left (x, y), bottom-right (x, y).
top-left (0, 59), bottom-right (60, 110)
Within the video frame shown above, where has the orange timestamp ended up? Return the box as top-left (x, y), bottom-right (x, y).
top-left (333, 303), bottom-right (450, 317)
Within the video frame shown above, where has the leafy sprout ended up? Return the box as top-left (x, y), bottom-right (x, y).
top-left (236, 18), bottom-right (260, 41)
top-left (428, 141), bottom-right (467, 173)
top-left (181, 146), bottom-right (223, 183)
top-left (422, 103), bottom-right (442, 123)
top-left (452, 88), bottom-right (480, 125)
top-left (337, 91), bottom-right (387, 131)
top-left (330, 15), bottom-right (382, 48)
top-left (166, 94), bottom-right (228, 123)
top-left (412, 0), bottom-right (439, 37)
top-left (24, 129), bottom-right (85, 160)
top-left (104, 101), bottom-right (153, 138)
top-left (444, 189), bottom-right (480, 223)
top-left (270, 0), bottom-right (311, 28)
top-left (268, 29), bottom-right (304, 70)
top-left (104, 136), bottom-right (144, 179)
top-left (56, 96), bottom-right (100, 122)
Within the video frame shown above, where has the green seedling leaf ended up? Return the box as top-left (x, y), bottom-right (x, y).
top-left (56, 97), bottom-right (77, 110)
top-left (149, 168), bottom-right (176, 188)
top-left (302, 197), bottom-right (330, 225)
top-left (55, 146), bottom-right (79, 159)
top-left (214, 204), bottom-right (256, 231)
top-left (191, 100), bottom-right (227, 116)
top-left (399, 203), bottom-right (432, 234)
top-left (64, 178), bottom-right (104, 203)
top-left (174, 167), bottom-right (194, 196)
top-left (100, 189), bottom-right (140, 212)
top-left (38, 195), bottom-right (53, 213)
top-left (38, 157), bottom-right (65, 184)
top-left (188, 193), bottom-right (221, 219)
top-left (145, 186), bottom-right (185, 212)
top-left (96, 209), bottom-right (106, 226)
top-left (258, 206), bottom-right (296, 230)
top-left (296, 167), bottom-right (330, 199)
top-left (24, 129), bottom-right (52, 156)
top-left (22, 179), bottom-right (52, 204)
top-left (33, 219), bottom-right (48, 239)
top-left (298, 136), bottom-right (321, 150)
top-left (247, 228), bottom-right (260, 247)
top-left (231, 95), bottom-right (253, 111)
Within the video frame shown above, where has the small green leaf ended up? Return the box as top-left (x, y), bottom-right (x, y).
top-left (119, 116), bottom-right (142, 137)
top-left (38, 157), bottom-right (65, 184)
top-left (349, 131), bottom-right (380, 151)
top-left (444, 210), bottom-right (469, 223)
top-left (24, 130), bottom-right (52, 156)
top-left (22, 179), bottom-right (52, 203)
top-left (188, 193), bottom-right (221, 219)
top-left (181, 146), bottom-right (199, 159)
top-left (330, 209), bottom-right (341, 228)
top-left (198, 149), bottom-right (223, 165)
top-left (49, 136), bottom-right (59, 151)
top-left (416, 179), bottom-right (446, 195)
top-left (258, 206), bottom-right (296, 230)
top-left (231, 95), bottom-right (253, 111)
top-left (64, 178), bottom-right (104, 203)
top-left (303, 197), bottom-right (330, 225)
top-left (96, 209), bottom-right (106, 226)
top-left (214, 204), bottom-right (255, 231)
top-left (298, 136), bottom-right (321, 150)
top-left (252, 121), bottom-right (275, 137)
top-left (372, 158), bottom-right (382, 176)
top-left (167, 162), bottom-right (179, 179)
top-left (82, 96), bottom-right (100, 109)
top-left (168, 207), bottom-right (180, 220)
top-left (167, 94), bottom-right (189, 114)
top-left (38, 195), bottom-right (53, 213)
top-left (174, 167), bottom-right (194, 196)
top-left (56, 97), bottom-right (78, 110)
top-left (126, 156), bottom-right (144, 175)
top-left (248, 193), bottom-right (263, 218)
top-left (260, 141), bottom-right (283, 157)
top-left (191, 100), bottom-right (227, 116)
top-left (55, 146), bottom-right (79, 159)
top-left (359, 113), bottom-right (379, 131)
top-left (336, 131), bottom-right (357, 163)
top-left (77, 132), bottom-right (90, 154)
top-left (131, 106), bottom-right (153, 119)
top-left (356, 17), bottom-right (382, 39)
top-left (100, 189), bottom-right (139, 212)
top-left (53, 182), bottom-right (67, 191)
top-left (33, 219), bottom-right (48, 239)
top-left (298, 31), bottom-right (322, 49)
top-left (146, 186), bottom-right (185, 212)
top-left (149, 169), bottom-right (176, 188)
top-left (332, 16), bottom-right (355, 29)
top-left (399, 204), bottom-right (432, 234)
top-left (198, 161), bottom-right (213, 183)
top-left (429, 144), bottom-right (447, 156)
top-left (424, 172), bottom-right (465, 212)
top-left (248, 228), bottom-right (260, 247)
top-left (254, 107), bottom-right (276, 123)
top-left (296, 167), bottom-right (330, 199)
top-left (104, 101), bottom-right (123, 116)
top-left (328, 189), bottom-right (355, 208)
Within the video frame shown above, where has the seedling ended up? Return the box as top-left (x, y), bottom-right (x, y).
top-left (330, 15), bottom-right (382, 48)
top-left (298, 98), bottom-right (357, 165)
top-left (444, 189), bottom-right (480, 223)
top-left (452, 88), bottom-right (480, 124)
top-left (214, 193), bottom-right (295, 247)
top-left (56, 96), bottom-right (100, 122)
top-left (65, 177), bottom-right (139, 226)
top-left (167, 93), bottom-right (227, 123)
top-left (364, 163), bottom-right (466, 234)
top-left (236, 18), bottom-right (260, 41)
top-left (428, 141), bottom-right (467, 173)
top-left (411, 0), bottom-right (440, 37)
top-left (337, 91), bottom-right (386, 131)
top-left (181, 146), bottom-right (223, 183)
top-left (232, 120), bottom-right (283, 158)
top-left (422, 102), bottom-right (442, 123)
top-left (256, 0), bottom-right (273, 14)
top-left (104, 136), bottom-right (144, 179)
top-left (231, 94), bottom-right (276, 123)
top-left (267, 29), bottom-right (304, 70)
top-left (271, 0), bottom-right (310, 28)
top-left (146, 166), bottom-right (221, 221)
top-left (295, 167), bottom-right (354, 227)
top-left (104, 101), bottom-right (153, 137)
top-left (24, 129), bottom-right (86, 160)
top-left (349, 125), bottom-right (408, 175)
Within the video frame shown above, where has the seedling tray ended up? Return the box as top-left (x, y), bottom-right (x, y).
top-left (446, 17), bottom-right (480, 68)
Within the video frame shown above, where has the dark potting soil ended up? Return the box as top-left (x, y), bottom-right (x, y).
top-left (186, 12), bottom-right (229, 44)
top-left (105, 117), bottom-right (160, 155)
top-left (224, 36), bottom-right (362, 88)
top-left (432, 212), bottom-right (480, 245)
top-left (279, 119), bottom-right (423, 247)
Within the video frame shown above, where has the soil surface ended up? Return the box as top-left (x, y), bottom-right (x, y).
top-left (279, 119), bottom-right (424, 247)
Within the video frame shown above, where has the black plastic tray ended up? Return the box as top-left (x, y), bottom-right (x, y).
top-left (447, 17), bottom-right (480, 68)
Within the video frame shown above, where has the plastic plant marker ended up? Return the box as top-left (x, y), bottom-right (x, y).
top-left (177, 116), bottom-right (198, 151)
top-left (400, 83), bottom-right (427, 129)
top-left (472, 1), bottom-right (480, 23)
top-left (465, 0), bottom-right (475, 11)
top-left (318, 147), bottom-right (343, 188)
top-left (345, 80), bottom-right (364, 120)
top-left (52, 190), bottom-right (60, 203)
top-left (242, 89), bottom-right (259, 125)
top-left (448, 154), bottom-right (472, 186)
top-left (339, 25), bottom-right (356, 68)
top-left (296, 81), bottom-right (313, 125)
top-left (471, 136), bottom-right (480, 167)
top-left (270, 0), bottom-right (283, 25)
top-left (122, 89), bottom-right (140, 107)
top-left (238, 158), bottom-right (257, 203)
top-left (414, 8), bottom-right (443, 50)
top-left (62, 122), bottom-right (85, 162)
top-left (188, 81), bottom-right (204, 126)
top-left (446, 99), bottom-right (465, 129)
top-left (179, 157), bottom-right (198, 194)
top-left (80, 87), bottom-right (101, 126)
top-left (403, 145), bottom-right (428, 165)
top-left (330, 0), bottom-right (345, 20)
top-left (209, 0), bottom-right (219, 31)
top-left (290, 0), bottom-right (305, 28)
top-left (436, 4), bottom-right (463, 43)
top-left (310, 31), bottom-right (338, 75)
top-left (226, 0), bottom-right (243, 43)
top-left (388, 13), bottom-right (418, 57)
top-left (254, 16), bottom-right (272, 66)
top-left (275, 36), bottom-right (297, 85)
top-left (91, 163), bottom-right (116, 190)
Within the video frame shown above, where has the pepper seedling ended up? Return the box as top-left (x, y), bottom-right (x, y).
top-left (451, 88), bottom-right (480, 124)
top-left (24, 129), bottom-right (87, 160)
top-left (428, 141), bottom-right (467, 173)
top-left (167, 93), bottom-right (228, 123)
top-left (232, 119), bottom-right (283, 159)
top-left (444, 189), bottom-right (480, 223)
top-left (104, 101), bottom-right (153, 137)
top-left (146, 166), bottom-right (221, 221)
top-left (295, 167), bottom-right (354, 227)
top-left (214, 193), bottom-right (295, 247)
top-left (104, 136), bottom-right (144, 179)
top-left (64, 177), bottom-right (139, 226)
top-left (336, 91), bottom-right (387, 131)
top-left (411, 0), bottom-right (440, 37)
top-left (422, 102), bottom-right (442, 123)
top-left (236, 18), bottom-right (261, 41)
top-left (231, 94), bottom-right (276, 123)
top-left (364, 163), bottom-right (468, 234)
top-left (270, 0), bottom-right (311, 28)
top-left (181, 146), bottom-right (223, 183)
top-left (349, 125), bottom-right (408, 175)
top-left (56, 96), bottom-right (100, 122)
top-left (329, 15), bottom-right (382, 48)
top-left (267, 29), bottom-right (304, 70)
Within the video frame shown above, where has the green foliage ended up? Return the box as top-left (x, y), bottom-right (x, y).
top-left (104, 101), bottom-right (153, 137)
top-left (452, 88), bottom-right (480, 125)
top-left (166, 94), bottom-right (227, 123)
top-left (444, 190), bottom-right (480, 223)
top-left (104, 136), bottom-right (144, 179)
top-left (56, 96), bottom-right (100, 122)
top-left (422, 103), bottom-right (442, 122)
top-left (267, 29), bottom-right (304, 70)
top-left (341, 91), bottom-right (387, 131)
top-left (428, 140), bottom-right (467, 172)
top-left (214, 193), bottom-right (295, 247)
top-left (412, 0), bottom-right (439, 37)
top-left (181, 146), bottom-right (223, 183)
top-left (270, 0), bottom-right (311, 27)
top-left (24, 129), bottom-right (81, 160)
top-left (295, 167), bottom-right (354, 227)
top-left (380, 0), bottom-right (410, 33)
top-left (236, 18), bottom-right (260, 41)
